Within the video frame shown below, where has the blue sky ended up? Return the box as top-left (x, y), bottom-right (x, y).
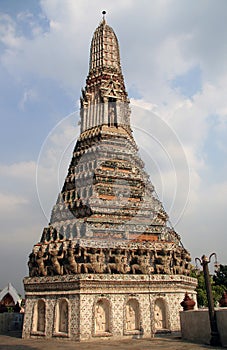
top-left (171, 65), bottom-right (202, 98)
top-left (0, 0), bottom-right (227, 294)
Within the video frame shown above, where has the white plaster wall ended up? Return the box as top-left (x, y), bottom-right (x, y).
top-left (180, 309), bottom-right (227, 346)
top-left (216, 308), bottom-right (227, 347)
top-left (180, 310), bottom-right (211, 344)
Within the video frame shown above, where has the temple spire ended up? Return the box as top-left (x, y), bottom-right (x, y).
top-left (80, 14), bottom-right (130, 134)
top-left (89, 14), bottom-right (121, 73)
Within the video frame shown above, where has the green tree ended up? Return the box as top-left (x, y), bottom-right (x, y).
top-left (191, 269), bottom-right (225, 307)
top-left (213, 264), bottom-right (227, 288)
top-left (196, 271), bottom-right (207, 307)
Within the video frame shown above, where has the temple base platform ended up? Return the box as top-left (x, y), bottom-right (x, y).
top-left (22, 274), bottom-right (197, 341)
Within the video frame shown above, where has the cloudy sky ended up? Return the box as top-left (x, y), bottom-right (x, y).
top-left (1, 0), bottom-right (227, 295)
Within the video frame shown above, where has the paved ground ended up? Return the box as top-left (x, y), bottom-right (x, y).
top-left (0, 333), bottom-right (223, 350)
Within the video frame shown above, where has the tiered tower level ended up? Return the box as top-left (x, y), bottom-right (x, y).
top-left (28, 16), bottom-right (189, 269)
top-left (23, 15), bottom-right (197, 341)
top-left (28, 15), bottom-right (190, 275)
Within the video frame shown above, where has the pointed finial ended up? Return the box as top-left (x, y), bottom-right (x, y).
top-left (102, 10), bottom-right (106, 22)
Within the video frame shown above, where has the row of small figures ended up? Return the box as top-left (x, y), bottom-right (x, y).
top-left (28, 245), bottom-right (192, 277)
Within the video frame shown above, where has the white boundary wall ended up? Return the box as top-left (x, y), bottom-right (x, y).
top-left (180, 308), bottom-right (227, 347)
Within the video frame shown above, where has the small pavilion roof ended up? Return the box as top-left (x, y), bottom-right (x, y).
top-left (0, 283), bottom-right (21, 305)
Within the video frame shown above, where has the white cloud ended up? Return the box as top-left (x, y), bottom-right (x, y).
top-left (18, 88), bottom-right (38, 110)
top-left (0, 192), bottom-right (28, 212)
top-left (35, 112), bottom-right (79, 218)
top-left (0, 161), bottom-right (36, 180)
top-left (130, 98), bottom-right (157, 112)
top-left (177, 179), bottom-right (227, 263)
top-left (0, 13), bottom-right (25, 49)
top-left (0, 160), bottom-right (46, 293)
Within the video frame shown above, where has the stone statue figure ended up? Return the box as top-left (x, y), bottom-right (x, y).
top-left (154, 247), bottom-right (171, 274)
top-left (181, 249), bottom-right (191, 276)
top-left (107, 248), bottom-right (130, 274)
top-left (36, 249), bottom-right (48, 276)
top-left (108, 104), bottom-right (116, 126)
top-left (131, 249), bottom-right (154, 274)
top-left (65, 246), bottom-right (81, 274)
top-left (125, 304), bottom-right (136, 330)
top-left (95, 303), bottom-right (106, 333)
top-left (82, 248), bottom-right (106, 273)
top-left (172, 247), bottom-right (183, 274)
top-left (28, 251), bottom-right (38, 277)
top-left (49, 244), bottom-right (64, 275)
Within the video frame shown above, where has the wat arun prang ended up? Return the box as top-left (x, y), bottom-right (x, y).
top-left (23, 13), bottom-right (197, 341)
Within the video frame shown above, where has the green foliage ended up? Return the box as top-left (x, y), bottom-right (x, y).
top-left (213, 284), bottom-right (225, 305)
top-left (213, 265), bottom-right (227, 288)
top-left (6, 306), bottom-right (14, 313)
top-left (193, 265), bottom-right (227, 308)
top-left (196, 271), bottom-right (208, 307)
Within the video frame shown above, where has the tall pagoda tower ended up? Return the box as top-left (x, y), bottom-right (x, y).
top-left (23, 13), bottom-right (197, 341)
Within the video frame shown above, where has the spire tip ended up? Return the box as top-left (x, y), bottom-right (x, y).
top-left (102, 10), bottom-right (106, 22)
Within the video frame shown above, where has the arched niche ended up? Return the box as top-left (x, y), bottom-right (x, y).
top-left (154, 298), bottom-right (167, 331)
top-left (94, 299), bottom-right (110, 335)
top-left (125, 298), bottom-right (140, 333)
top-left (108, 98), bottom-right (117, 126)
top-left (55, 298), bottom-right (69, 334)
top-left (32, 299), bottom-right (46, 333)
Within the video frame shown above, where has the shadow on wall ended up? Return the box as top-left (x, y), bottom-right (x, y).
top-left (0, 313), bottom-right (24, 335)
